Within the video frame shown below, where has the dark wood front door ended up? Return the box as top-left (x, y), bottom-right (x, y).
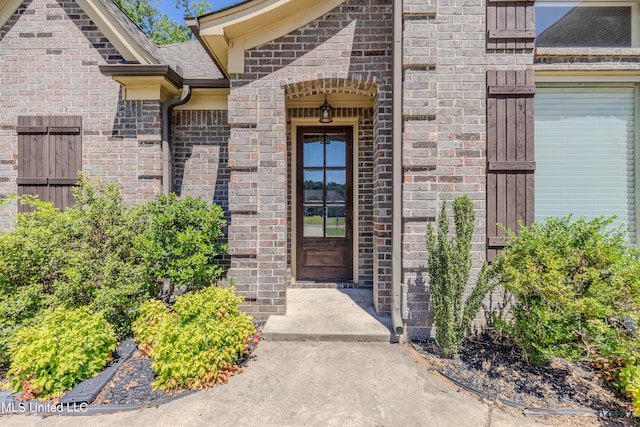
top-left (296, 126), bottom-right (353, 281)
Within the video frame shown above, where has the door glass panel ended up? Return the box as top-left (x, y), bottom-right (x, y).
top-left (326, 135), bottom-right (346, 167)
top-left (303, 135), bottom-right (324, 167)
top-left (326, 170), bottom-right (346, 202)
top-left (303, 205), bottom-right (324, 237)
top-left (326, 205), bottom-right (346, 237)
top-left (303, 170), bottom-right (324, 202)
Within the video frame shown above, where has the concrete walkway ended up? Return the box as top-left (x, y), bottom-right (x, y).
top-left (1, 341), bottom-right (550, 427)
top-left (262, 288), bottom-right (393, 342)
top-left (0, 289), bottom-right (558, 426)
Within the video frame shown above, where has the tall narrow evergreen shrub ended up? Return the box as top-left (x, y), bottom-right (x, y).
top-left (426, 195), bottom-right (494, 358)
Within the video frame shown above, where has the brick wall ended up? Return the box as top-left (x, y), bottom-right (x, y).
top-left (226, 0), bottom-right (393, 318)
top-left (400, 0), bottom-right (536, 338)
top-left (172, 109), bottom-right (231, 271)
top-left (401, 0), bottom-right (488, 338)
top-left (0, 0), bottom-right (162, 230)
top-left (172, 109), bottom-right (230, 210)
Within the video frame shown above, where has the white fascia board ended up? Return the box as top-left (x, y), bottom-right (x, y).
top-left (198, 0), bottom-right (345, 74)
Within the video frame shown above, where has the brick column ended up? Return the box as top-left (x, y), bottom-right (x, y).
top-left (373, 86), bottom-right (394, 314)
top-left (227, 84), bottom-right (288, 319)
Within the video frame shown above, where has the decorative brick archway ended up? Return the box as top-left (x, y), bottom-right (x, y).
top-left (283, 77), bottom-right (379, 100)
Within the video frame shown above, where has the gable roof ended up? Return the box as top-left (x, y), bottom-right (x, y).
top-left (93, 0), bottom-right (162, 62)
top-left (537, 5), bottom-right (631, 48)
top-left (187, 0), bottom-right (347, 76)
top-left (0, 0), bottom-right (161, 63)
top-left (73, 0), bottom-right (162, 63)
top-left (2, 0), bottom-right (230, 99)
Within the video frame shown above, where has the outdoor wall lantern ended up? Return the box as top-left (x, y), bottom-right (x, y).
top-left (318, 95), bottom-right (333, 124)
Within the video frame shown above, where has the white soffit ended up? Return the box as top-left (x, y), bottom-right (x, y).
top-left (195, 0), bottom-right (346, 74)
top-left (0, 0), bottom-right (22, 30)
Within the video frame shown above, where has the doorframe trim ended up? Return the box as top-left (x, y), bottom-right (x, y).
top-left (291, 118), bottom-right (359, 284)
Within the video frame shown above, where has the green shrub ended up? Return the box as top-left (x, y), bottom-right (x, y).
top-left (617, 362), bottom-right (640, 415)
top-left (132, 298), bottom-right (168, 356)
top-left (426, 195), bottom-right (495, 358)
top-left (132, 286), bottom-right (257, 391)
top-left (597, 356), bottom-right (640, 416)
top-left (0, 176), bottom-right (154, 366)
top-left (492, 215), bottom-right (640, 365)
top-left (6, 307), bottom-right (116, 399)
top-left (134, 193), bottom-right (228, 292)
top-left (0, 176), bottom-right (229, 368)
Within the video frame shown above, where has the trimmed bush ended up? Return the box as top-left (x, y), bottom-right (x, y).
top-left (133, 286), bottom-right (257, 391)
top-left (6, 307), bottom-right (116, 399)
top-left (492, 215), bottom-right (640, 365)
top-left (426, 195), bottom-right (495, 358)
top-left (134, 193), bottom-right (228, 292)
top-left (0, 176), bottom-right (153, 369)
top-left (0, 176), bottom-right (228, 368)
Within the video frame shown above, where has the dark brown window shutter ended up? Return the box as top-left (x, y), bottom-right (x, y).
top-left (486, 70), bottom-right (535, 261)
top-left (17, 116), bottom-right (82, 212)
top-left (487, 0), bottom-right (535, 49)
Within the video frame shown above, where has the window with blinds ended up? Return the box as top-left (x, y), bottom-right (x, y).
top-left (535, 86), bottom-right (636, 241)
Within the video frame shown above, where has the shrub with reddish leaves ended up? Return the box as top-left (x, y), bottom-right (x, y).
top-left (132, 286), bottom-right (256, 391)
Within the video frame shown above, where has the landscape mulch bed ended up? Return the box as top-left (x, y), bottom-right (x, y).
top-left (412, 334), bottom-right (639, 427)
top-left (93, 321), bottom-right (264, 406)
top-left (92, 349), bottom-right (178, 405)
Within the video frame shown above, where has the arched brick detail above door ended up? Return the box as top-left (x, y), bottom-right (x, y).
top-left (283, 77), bottom-right (379, 100)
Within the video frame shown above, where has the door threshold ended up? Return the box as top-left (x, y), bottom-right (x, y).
top-left (290, 280), bottom-right (356, 289)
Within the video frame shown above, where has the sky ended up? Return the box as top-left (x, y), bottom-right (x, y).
top-left (157, 0), bottom-right (241, 22)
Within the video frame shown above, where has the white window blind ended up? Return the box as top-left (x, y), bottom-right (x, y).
top-left (535, 86), bottom-right (636, 241)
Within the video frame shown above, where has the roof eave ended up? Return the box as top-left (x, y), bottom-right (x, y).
top-left (99, 64), bottom-right (184, 102)
top-left (191, 0), bottom-right (346, 75)
top-left (75, 0), bottom-right (160, 64)
top-left (186, 17), bottom-right (230, 79)
top-left (100, 64), bottom-right (183, 87)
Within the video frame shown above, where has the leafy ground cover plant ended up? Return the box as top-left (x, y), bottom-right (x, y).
top-left (132, 286), bottom-right (257, 391)
top-left (593, 355), bottom-right (640, 415)
top-left (617, 363), bottom-right (640, 414)
top-left (426, 195), bottom-right (495, 358)
top-left (6, 307), bottom-right (117, 399)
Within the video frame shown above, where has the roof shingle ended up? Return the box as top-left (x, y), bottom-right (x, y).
top-left (94, 0), bottom-right (163, 63)
top-left (158, 41), bottom-right (224, 80)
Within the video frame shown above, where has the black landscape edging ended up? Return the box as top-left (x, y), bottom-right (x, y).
top-left (434, 366), bottom-right (637, 420)
top-left (408, 339), bottom-right (638, 420)
top-left (59, 338), bottom-right (137, 405)
top-left (0, 337), bottom-right (199, 417)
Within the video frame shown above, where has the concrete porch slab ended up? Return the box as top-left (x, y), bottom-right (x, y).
top-left (261, 288), bottom-right (393, 342)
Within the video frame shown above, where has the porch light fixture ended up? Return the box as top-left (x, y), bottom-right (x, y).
top-left (318, 96), bottom-right (333, 123)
